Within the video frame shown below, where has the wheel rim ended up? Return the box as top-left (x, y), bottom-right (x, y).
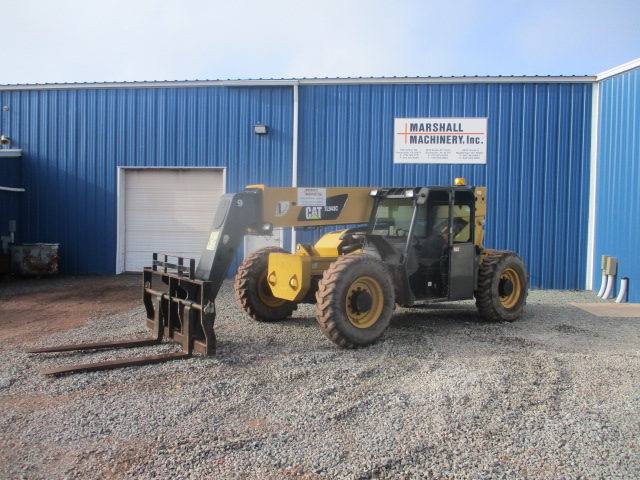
top-left (258, 271), bottom-right (288, 308)
top-left (345, 276), bottom-right (384, 329)
top-left (499, 268), bottom-right (522, 309)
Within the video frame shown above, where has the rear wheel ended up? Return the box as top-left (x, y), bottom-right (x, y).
top-left (234, 246), bottom-right (298, 321)
top-left (315, 253), bottom-right (395, 348)
top-left (475, 251), bottom-right (528, 322)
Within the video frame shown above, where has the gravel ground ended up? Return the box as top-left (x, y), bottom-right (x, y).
top-left (1, 278), bottom-right (639, 479)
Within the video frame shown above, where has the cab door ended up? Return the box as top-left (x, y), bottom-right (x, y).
top-left (448, 190), bottom-right (476, 300)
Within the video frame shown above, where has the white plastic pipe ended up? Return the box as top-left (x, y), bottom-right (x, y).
top-left (597, 273), bottom-right (607, 297)
top-left (603, 274), bottom-right (615, 300)
top-left (616, 277), bottom-right (629, 303)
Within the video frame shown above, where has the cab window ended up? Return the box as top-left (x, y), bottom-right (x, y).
top-left (372, 198), bottom-right (415, 236)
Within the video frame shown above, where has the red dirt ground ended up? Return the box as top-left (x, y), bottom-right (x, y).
top-left (0, 274), bottom-right (142, 346)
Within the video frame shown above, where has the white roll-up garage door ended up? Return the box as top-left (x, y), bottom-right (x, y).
top-left (122, 169), bottom-right (224, 272)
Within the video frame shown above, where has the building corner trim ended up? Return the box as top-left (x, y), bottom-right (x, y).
top-left (585, 82), bottom-right (600, 290)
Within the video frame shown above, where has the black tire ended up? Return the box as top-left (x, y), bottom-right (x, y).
top-left (315, 253), bottom-right (395, 348)
top-left (234, 246), bottom-right (298, 322)
top-left (475, 250), bottom-right (528, 322)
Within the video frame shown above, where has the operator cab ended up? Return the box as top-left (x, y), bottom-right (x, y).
top-left (363, 184), bottom-right (478, 306)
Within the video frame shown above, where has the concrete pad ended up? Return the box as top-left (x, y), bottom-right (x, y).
top-left (571, 303), bottom-right (640, 318)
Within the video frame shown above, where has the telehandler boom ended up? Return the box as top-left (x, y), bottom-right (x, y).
top-left (28, 180), bottom-right (528, 374)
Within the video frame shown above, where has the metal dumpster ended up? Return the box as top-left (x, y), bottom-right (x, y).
top-left (9, 243), bottom-right (59, 276)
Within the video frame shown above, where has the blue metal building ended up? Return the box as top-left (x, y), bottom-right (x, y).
top-left (0, 60), bottom-right (638, 300)
top-left (590, 60), bottom-right (640, 302)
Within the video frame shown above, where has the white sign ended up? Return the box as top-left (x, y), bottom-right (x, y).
top-left (297, 188), bottom-right (326, 207)
top-left (394, 118), bottom-right (488, 164)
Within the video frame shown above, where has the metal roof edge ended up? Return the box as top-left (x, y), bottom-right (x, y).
top-left (0, 79), bottom-right (300, 91)
top-left (596, 58), bottom-right (640, 81)
top-left (0, 76), bottom-right (596, 91)
top-left (298, 76), bottom-right (595, 85)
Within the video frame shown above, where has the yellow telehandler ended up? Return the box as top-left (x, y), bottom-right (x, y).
top-left (28, 179), bottom-right (528, 374)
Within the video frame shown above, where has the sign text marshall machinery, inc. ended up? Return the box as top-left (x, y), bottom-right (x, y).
top-left (393, 118), bottom-right (488, 164)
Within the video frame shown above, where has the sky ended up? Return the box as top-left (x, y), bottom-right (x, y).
top-left (3, 0), bottom-right (640, 85)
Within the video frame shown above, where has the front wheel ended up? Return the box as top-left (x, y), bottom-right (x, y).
top-left (315, 254), bottom-right (395, 348)
top-left (234, 247), bottom-right (298, 322)
top-left (474, 251), bottom-right (528, 322)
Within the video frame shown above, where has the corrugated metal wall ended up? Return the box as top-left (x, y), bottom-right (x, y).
top-left (0, 189), bottom-right (20, 238)
top-left (0, 153), bottom-right (22, 240)
top-left (0, 86), bottom-right (293, 274)
top-left (297, 83), bottom-right (593, 289)
top-left (595, 67), bottom-right (640, 302)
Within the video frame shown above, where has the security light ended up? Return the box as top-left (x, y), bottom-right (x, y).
top-left (254, 124), bottom-right (268, 135)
